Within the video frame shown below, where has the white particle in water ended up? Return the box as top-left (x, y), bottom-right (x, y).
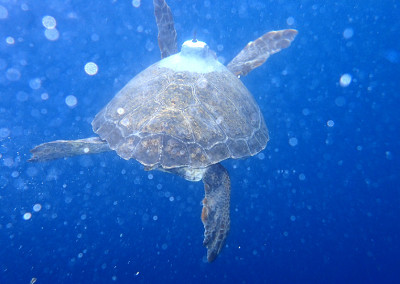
top-left (29, 78), bottom-right (42, 90)
top-left (65, 95), bottom-right (78, 108)
top-left (16, 91), bottom-right (28, 102)
top-left (148, 173), bottom-right (153, 180)
top-left (0, 5), bottom-right (8, 19)
top-left (6, 68), bottom-right (21, 81)
top-left (23, 212), bottom-right (32, 220)
top-left (42, 15), bottom-right (57, 29)
top-left (0, 128), bottom-right (10, 139)
top-left (343, 28), bottom-right (354, 39)
top-left (335, 96), bottom-right (346, 107)
top-left (339, 73), bottom-right (352, 87)
top-left (41, 93), bottom-right (49, 100)
top-left (33, 204), bottom-right (42, 212)
top-left (44, 28), bottom-right (59, 41)
top-left (84, 62), bottom-right (98, 75)
top-left (327, 120), bottom-right (335, 127)
top-left (145, 40), bottom-right (155, 52)
top-left (6, 36), bottom-right (15, 44)
top-left (289, 137), bottom-right (298, 147)
top-left (286, 16), bottom-right (295, 25)
top-left (132, 0), bottom-right (141, 8)
top-left (302, 108), bottom-right (310, 116)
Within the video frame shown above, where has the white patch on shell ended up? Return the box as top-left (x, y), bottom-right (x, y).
top-left (83, 147), bottom-right (90, 153)
top-left (120, 117), bottom-right (130, 127)
top-left (117, 107), bottom-right (125, 115)
top-left (196, 77), bottom-right (208, 89)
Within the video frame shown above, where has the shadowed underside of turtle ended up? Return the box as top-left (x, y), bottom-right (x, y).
top-left (29, 0), bottom-right (297, 262)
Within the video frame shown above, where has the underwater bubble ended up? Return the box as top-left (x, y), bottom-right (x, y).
top-left (327, 120), bottom-right (335, 127)
top-left (299, 173), bottom-right (306, 181)
top-left (302, 108), bottom-right (310, 116)
top-left (44, 28), bottom-right (59, 41)
top-left (289, 137), bottom-right (298, 147)
top-left (26, 167), bottom-right (38, 177)
top-left (23, 212), bottom-right (32, 220)
top-left (42, 15), bottom-right (57, 29)
top-left (145, 40), bottom-right (155, 52)
top-left (6, 68), bottom-right (21, 81)
top-left (339, 73), bottom-right (352, 87)
top-left (65, 95), bottom-right (78, 107)
top-left (33, 204), bottom-right (42, 212)
top-left (41, 93), bottom-right (49, 100)
top-left (132, 0), bottom-right (141, 8)
top-left (335, 96), bottom-right (346, 107)
top-left (0, 5), bottom-right (8, 19)
top-left (286, 16), bottom-right (295, 25)
top-left (343, 28), bottom-right (354, 39)
top-left (29, 78), bottom-right (42, 90)
top-left (0, 128), bottom-right (10, 139)
top-left (6, 36), bottom-right (15, 44)
top-left (16, 91), bottom-right (29, 102)
top-left (84, 62), bottom-right (98, 75)
top-left (257, 152), bottom-right (265, 160)
top-left (290, 215), bottom-right (296, 221)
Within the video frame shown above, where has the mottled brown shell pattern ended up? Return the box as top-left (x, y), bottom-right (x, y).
top-left (92, 62), bottom-right (269, 169)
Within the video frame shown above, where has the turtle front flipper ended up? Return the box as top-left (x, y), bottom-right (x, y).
top-left (227, 29), bottom-right (298, 77)
top-left (29, 137), bottom-right (110, 162)
top-left (201, 163), bottom-right (231, 262)
top-left (153, 0), bottom-right (178, 59)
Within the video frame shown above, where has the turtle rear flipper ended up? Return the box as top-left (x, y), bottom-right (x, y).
top-left (154, 0), bottom-right (178, 59)
top-left (227, 29), bottom-right (298, 77)
top-left (201, 163), bottom-right (231, 262)
top-left (29, 137), bottom-right (110, 162)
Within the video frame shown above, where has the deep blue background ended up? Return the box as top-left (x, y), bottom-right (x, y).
top-left (1, 0), bottom-right (399, 283)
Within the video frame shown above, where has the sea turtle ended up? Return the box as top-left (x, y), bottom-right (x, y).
top-left (29, 0), bottom-right (297, 262)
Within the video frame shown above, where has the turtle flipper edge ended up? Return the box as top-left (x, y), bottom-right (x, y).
top-left (201, 163), bottom-right (231, 262)
top-left (227, 29), bottom-right (298, 77)
top-left (153, 0), bottom-right (178, 59)
top-left (28, 137), bottom-right (110, 162)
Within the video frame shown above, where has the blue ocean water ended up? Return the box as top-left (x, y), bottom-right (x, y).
top-left (1, 0), bottom-right (399, 283)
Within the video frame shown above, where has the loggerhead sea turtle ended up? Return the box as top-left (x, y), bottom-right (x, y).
top-left (29, 0), bottom-right (297, 262)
